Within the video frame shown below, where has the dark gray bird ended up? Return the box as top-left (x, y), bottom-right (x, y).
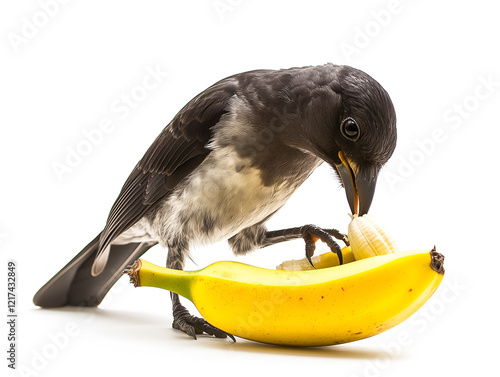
top-left (34, 64), bottom-right (397, 340)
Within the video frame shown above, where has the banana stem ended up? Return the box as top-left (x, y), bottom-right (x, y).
top-left (430, 247), bottom-right (445, 274)
top-left (125, 259), bottom-right (195, 301)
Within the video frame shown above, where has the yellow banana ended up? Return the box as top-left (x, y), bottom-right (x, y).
top-left (277, 214), bottom-right (397, 271)
top-left (276, 246), bottom-right (355, 270)
top-left (126, 248), bottom-right (444, 346)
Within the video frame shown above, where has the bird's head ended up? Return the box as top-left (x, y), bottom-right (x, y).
top-left (298, 65), bottom-right (397, 215)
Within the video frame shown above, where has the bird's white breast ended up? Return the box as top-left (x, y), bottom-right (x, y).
top-left (149, 146), bottom-right (307, 248)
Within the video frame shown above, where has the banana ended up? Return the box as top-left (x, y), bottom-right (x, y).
top-left (276, 246), bottom-right (355, 270)
top-left (278, 215), bottom-right (397, 271)
top-left (348, 214), bottom-right (399, 260)
top-left (126, 248), bottom-right (444, 346)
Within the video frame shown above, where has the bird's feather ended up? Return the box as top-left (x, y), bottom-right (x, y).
top-left (92, 78), bottom-right (239, 275)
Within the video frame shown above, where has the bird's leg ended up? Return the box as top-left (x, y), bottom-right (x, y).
top-left (167, 245), bottom-right (235, 341)
top-left (262, 225), bottom-right (349, 267)
top-left (170, 292), bottom-right (234, 340)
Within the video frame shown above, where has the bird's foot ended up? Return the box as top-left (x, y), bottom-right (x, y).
top-left (171, 294), bottom-right (235, 341)
top-left (300, 225), bottom-right (346, 268)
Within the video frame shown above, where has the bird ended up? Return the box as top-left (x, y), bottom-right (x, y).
top-left (33, 63), bottom-right (397, 341)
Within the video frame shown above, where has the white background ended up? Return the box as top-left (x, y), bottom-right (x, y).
top-left (1, 1), bottom-right (499, 376)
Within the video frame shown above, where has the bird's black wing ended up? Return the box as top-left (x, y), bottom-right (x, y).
top-left (92, 77), bottom-right (240, 275)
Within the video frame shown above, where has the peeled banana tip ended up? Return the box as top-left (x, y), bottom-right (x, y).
top-left (430, 247), bottom-right (445, 275)
top-left (124, 259), bottom-right (142, 287)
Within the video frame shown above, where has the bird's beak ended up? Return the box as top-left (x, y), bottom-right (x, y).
top-left (335, 151), bottom-right (377, 215)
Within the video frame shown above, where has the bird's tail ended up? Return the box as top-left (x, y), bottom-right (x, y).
top-left (33, 232), bottom-right (157, 308)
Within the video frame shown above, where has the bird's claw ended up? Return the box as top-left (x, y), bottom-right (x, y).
top-left (323, 229), bottom-right (349, 247)
top-left (172, 315), bottom-right (235, 341)
top-left (340, 233), bottom-right (350, 246)
top-left (300, 225), bottom-right (344, 268)
top-left (172, 296), bottom-right (235, 341)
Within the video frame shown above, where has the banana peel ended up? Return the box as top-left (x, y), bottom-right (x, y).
top-left (126, 247), bottom-right (444, 346)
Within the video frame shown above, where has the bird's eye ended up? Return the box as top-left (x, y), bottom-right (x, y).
top-left (341, 118), bottom-right (360, 141)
